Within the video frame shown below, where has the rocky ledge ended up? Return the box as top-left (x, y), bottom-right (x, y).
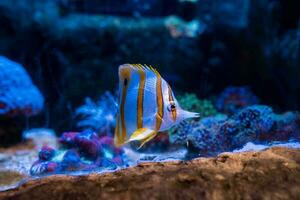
top-left (0, 147), bottom-right (300, 200)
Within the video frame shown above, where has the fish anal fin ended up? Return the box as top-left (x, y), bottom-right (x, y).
top-left (138, 132), bottom-right (157, 149)
top-left (128, 128), bottom-right (156, 142)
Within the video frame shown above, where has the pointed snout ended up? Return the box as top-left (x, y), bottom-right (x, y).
top-left (180, 110), bottom-right (200, 119)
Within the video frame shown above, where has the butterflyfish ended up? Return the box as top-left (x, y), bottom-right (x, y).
top-left (114, 64), bottom-right (199, 148)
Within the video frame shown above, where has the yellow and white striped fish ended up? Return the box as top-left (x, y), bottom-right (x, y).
top-left (114, 64), bottom-right (199, 148)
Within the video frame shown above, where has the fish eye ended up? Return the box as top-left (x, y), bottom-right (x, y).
top-left (124, 78), bottom-right (128, 86)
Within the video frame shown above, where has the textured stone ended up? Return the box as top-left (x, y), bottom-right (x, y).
top-left (0, 147), bottom-right (299, 200)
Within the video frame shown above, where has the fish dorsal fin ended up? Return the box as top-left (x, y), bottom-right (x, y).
top-left (118, 64), bottom-right (160, 96)
top-left (119, 64), bottom-right (161, 78)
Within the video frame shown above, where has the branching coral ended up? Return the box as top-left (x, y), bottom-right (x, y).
top-left (75, 91), bottom-right (118, 135)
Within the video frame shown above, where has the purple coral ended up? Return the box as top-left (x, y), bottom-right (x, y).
top-left (74, 130), bottom-right (102, 159)
top-left (38, 145), bottom-right (56, 161)
top-left (0, 56), bottom-right (44, 117)
top-left (59, 132), bottom-right (78, 147)
top-left (31, 130), bottom-right (125, 175)
top-left (60, 150), bottom-right (86, 172)
top-left (30, 161), bottom-right (59, 175)
top-left (215, 86), bottom-right (259, 115)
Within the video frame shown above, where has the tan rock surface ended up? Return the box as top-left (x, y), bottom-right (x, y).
top-left (0, 147), bottom-right (300, 200)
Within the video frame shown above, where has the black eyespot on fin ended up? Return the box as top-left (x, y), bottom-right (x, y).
top-left (167, 103), bottom-right (176, 112)
top-left (124, 78), bottom-right (128, 86)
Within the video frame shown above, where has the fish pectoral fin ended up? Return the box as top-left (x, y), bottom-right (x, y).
top-left (128, 128), bottom-right (156, 143)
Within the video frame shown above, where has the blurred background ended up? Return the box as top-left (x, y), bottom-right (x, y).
top-left (0, 0), bottom-right (299, 145)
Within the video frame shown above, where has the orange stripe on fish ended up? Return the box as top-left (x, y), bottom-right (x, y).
top-left (114, 116), bottom-right (121, 146)
top-left (137, 64), bottom-right (146, 129)
top-left (154, 67), bottom-right (164, 131)
top-left (167, 84), bottom-right (177, 121)
top-left (119, 67), bottom-right (131, 144)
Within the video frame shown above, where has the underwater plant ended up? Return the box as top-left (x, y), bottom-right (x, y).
top-left (177, 93), bottom-right (218, 117)
top-left (75, 91), bottom-right (118, 135)
top-left (215, 86), bottom-right (259, 115)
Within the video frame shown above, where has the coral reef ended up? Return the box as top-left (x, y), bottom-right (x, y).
top-left (215, 86), bottom-right (259, 115)
top-left (0, 56), bottom-right (44, 146)
top-left (170, 105), bottom-right (300, 157)
top-left (1, 147), bottom-right (300, 200)
top-left (30, 130), bottom-right (124, 175)
top-left (0, 56), bottom-right (44, 117)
